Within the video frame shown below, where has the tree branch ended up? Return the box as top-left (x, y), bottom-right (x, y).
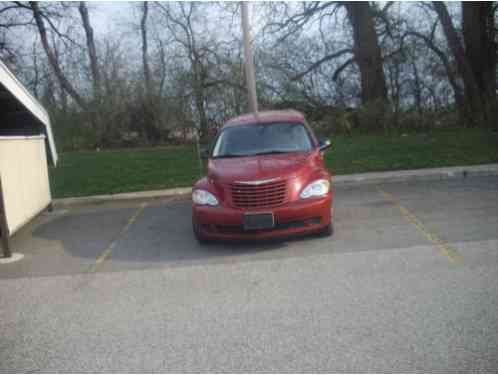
top-left (29, 1), bottom-right (87, 109)
top-left (332, 57), bottom-right (354, 81)
top-left (401, 28), bottom-right (463, 103)
top-left (291, 48), bottom-right (353, 81)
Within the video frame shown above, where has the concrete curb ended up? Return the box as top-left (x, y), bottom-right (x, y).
top-left (332, 163), bottom-right (498, 186)
top-left (54, 187), bottom-right (192, 207)
top-left (53, 163), bottom-right (498, 207)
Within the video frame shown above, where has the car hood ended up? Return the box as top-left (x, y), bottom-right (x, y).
top-left (208, 152), bottom-right (313, 184)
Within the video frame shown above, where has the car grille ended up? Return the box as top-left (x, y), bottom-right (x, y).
top-left (230, 179), bottom-right (287, 208)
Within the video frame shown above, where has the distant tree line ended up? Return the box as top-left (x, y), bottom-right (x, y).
top-left (0, 1), bottom-right (496, 150)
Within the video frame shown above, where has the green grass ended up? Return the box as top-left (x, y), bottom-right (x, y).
top-left (49, 145), bottom-right (202, 198)
top-left (49, 128), bottom-right (498, 198)
top-left (325, 128), bottom-right (498, 175)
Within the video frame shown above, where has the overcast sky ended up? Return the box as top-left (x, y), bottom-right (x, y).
top-left (86, 2), bottom-right (136, 35)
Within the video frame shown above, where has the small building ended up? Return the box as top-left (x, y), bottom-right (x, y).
top-left (0, 59), bottom-right (58, 258)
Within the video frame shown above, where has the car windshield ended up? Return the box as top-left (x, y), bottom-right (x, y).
top-left (212, 122), bottom-right (313, 158)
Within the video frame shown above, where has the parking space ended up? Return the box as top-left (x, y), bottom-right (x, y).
top-left (1, 176), bottom-right (498, 371)
top-left (4, 177), bottom-right (498, 278)
top-left (1, 184), bottom-right (427, 278)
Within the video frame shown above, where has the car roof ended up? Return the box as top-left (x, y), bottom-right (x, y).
top-left (224, 109), bottom-right (305, 128)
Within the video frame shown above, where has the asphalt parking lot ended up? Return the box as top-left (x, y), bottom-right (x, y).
top-left (1, 176), bottom-right (498, 372)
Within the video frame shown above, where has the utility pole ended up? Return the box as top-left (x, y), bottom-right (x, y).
top-left (0, 177), bottom-right (11, 258)
top-left (241, 2), bottom-right (258, 113)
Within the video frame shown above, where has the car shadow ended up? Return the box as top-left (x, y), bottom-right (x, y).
top-left (32, 200), bottom-right (328, 267)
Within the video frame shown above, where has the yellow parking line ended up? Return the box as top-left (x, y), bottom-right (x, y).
top-left (87, 202), bottom-right (147, 273)
top-left (378, 188), bottom-right (463, 264)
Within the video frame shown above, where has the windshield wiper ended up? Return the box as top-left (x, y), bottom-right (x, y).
top-left (249, 150), bottom-right (291, 156)
top-left (214, 150), bottom-right (294, 158)
top-left (212, 153), bottom-right (249, 159)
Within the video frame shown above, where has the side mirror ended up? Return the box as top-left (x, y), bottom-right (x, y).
top-left (200, 149), bottom-right (210, 159)
top-left (318, 138), bottom-right (332, 152)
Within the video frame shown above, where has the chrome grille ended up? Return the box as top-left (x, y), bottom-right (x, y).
top-left (230, 179), bottom-right (287, 208)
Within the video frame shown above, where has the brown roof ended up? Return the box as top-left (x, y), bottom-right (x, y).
top-left (224, 110), bottom-right (305, 127)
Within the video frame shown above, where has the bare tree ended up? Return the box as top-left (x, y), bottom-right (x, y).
top-left (139, 2), bottom-right (163, 143)
top-left (2, 0), bottom-right (495, 150)
top-left (344, 2), bottom-right (387, 104)
top-left (401, 19), bottom-right (465, 112)
top-left (78, 1), bottom-right (100, 101)
top-left (29, 1), bottom-right (87, 109)
top-left (0, 2), bottom-right (34, 63)
top-left (156, 2), bottom-right (217, 142)
top-left (141, 1), bottom-right (152, 96)
top-left (432, 1), bottom-right (483, 123)
top-left (270, 2), bottom-right (388, 105)
top-left (462, 2), bottom-right (496, 104)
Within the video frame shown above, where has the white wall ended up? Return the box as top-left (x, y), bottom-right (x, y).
top-left (0, 136), bottom-right (51, 236)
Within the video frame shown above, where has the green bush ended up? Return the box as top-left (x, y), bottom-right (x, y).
top-left (354, 99), bottom-right (390, 132)
top-left (486, 98), bottom-right (498, 130)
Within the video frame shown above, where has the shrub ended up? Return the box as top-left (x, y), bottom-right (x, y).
top-left (353, 99), bottom-right (391, 133)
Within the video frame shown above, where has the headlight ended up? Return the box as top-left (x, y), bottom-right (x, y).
top-left (192, 189), bottom-right (219, 206)
top-left (300, 179), bottom-right (330, 199)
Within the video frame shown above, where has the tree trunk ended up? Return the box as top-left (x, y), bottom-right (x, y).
top-left (78, 1), bottom-right (103, 144)
top-left (79, 2), bottom-right (100, 101)
top-left (432, 1), bottom-right (483, 124)
top-left (140, 2), bottom-right (160, 143)
top-left (410, 60), bottom-right (422, 116)
top-left (194, 85), bottom-right (208, 144)
top-left (344, 2), bottom-right (388, 104)
top-left (30, 1), bottom-right (87, 110)
top-left (462, 2), bottom-right (496, 103)
top-left (158, 38), bottom-right (167, 97)
top-left (32, 43), bottom-right (40, 99)
top-left (141, 2), bottom-right (152, 96)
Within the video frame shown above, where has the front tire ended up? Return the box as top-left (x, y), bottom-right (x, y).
top-left (193, 221), bottom-right (210, 244)
top-left (318, 222), bottom-right (334, 237)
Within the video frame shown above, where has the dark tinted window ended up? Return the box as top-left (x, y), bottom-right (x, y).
top-left (212, 123), bottom-right (313, 158)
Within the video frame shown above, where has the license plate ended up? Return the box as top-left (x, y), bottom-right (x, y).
top-left (243, 213), bottom-right (274, 231)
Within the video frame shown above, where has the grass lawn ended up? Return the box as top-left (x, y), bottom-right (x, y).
top-left (49, 128), bottom-right (498, 198)
top-left (49, 146), bottom-right (202, 198)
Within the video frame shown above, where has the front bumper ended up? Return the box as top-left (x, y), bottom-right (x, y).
top-left (192, 194), bottom-right (332, 240)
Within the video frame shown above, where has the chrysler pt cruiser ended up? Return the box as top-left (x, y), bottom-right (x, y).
top-left (192, 110), bottom-right (333, 242)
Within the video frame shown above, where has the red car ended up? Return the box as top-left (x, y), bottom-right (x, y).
top-left (192, 110), bottom-right (333, 243)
